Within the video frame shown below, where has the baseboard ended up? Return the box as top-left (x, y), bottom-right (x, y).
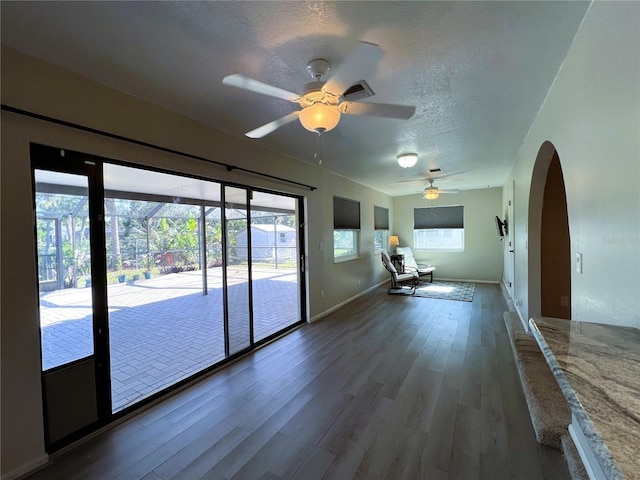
top-left (500, 280), bottom-right (528, 331)
top-left (1, 454), bottom-right (48, 480)
top-left (434, 277), bottom-right (500, 284)
top-left (500, 281), bottom-right (516, 310)
top-left (310, 280), bottom-right (387, 322)
top-left (310, 276), bottom-right (498, 323)
top-left (515, 307), bottom-right (528, 332)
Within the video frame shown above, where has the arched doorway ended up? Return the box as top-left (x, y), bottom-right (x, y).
top-left (528, 141), bottom-right (571, 320)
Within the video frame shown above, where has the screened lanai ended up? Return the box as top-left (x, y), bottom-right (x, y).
top-left (34, 161), bottom-right (303, 414)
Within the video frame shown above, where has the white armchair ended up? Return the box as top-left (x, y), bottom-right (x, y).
top-left (381, 250), bottom-right (419, 294)
top-left (396, 247), bottom-right (435, 283)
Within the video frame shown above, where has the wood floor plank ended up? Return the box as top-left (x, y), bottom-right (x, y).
top-left (289, 446), bottom-right (335, 480)
top-left (166, 426), bottom-right (249, 479)
top-left (352, 390), bottom-right (429, 480)
top-left (479, 345), bottom-right (512, 479)
top-left (27, 284), bottom-right (571, 480)
top-left (202, 388), bottom-right (318, 479)
top-left (448, 404), bottom-right (481, 480)
top-left (316, 380), bottom-right (383, 453)
top-left (459, 343), bottom-right (482, 409)
top-left (322, 395), bottom-right (395, 479)
top-left (139, 472), bottom-right (162, 480)
top-left (418, 386), bottom-right (460, 474)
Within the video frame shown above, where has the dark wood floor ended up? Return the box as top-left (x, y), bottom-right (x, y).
top-left (29, 284), bottom-right (569, 480)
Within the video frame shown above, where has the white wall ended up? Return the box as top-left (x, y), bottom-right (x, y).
top-left (504, 1), bottom-right (640, 329)
top-left (393, 187), bottom-right (504, 283)
top-left (0, 46), bottom-right (391, 478)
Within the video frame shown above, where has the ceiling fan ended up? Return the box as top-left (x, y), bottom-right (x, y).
top-left (222, 42), bottom-right (416, 138)
top-left (422, 178), bottom-right (459, 200)
top-left (395, 170), bottom-right (463, 198)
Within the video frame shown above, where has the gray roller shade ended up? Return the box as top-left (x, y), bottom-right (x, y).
top-left (414, 205), bottom-right (464, 229)
top-left (374, 206), bottom-right (389, 230)
top-left (334, 196), bottom-right (360, 229)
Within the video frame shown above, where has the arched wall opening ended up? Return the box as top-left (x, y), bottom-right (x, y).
top-left (528, 141), bottom-right (571, 320)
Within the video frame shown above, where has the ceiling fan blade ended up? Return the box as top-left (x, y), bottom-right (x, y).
top-left (394, 178), bottom-right (427, 185)
top-left (323, 42), bottom-right (384, 97)
top-left (245, 111), bottom-right (300, 138)
top-left (341, 101), bottom-right (416, 119)
top-left (439, 189), bottom-right (460, 194)
top-left (431, 170), bottom-right (468, 181)
top-left (223, 74), bottom-right (300, 102)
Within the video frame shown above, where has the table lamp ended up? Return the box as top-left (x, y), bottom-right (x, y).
top-left (389, 235), bottom-right (399, 254)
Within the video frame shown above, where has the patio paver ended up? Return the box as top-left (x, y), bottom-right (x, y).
top-left (39, 267), bottom-right (300, 411)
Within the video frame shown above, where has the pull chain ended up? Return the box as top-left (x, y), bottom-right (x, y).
top-left (313, 129), bottom-right (324, 165)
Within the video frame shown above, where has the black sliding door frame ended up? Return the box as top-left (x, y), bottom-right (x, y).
top-left (31, 143), bottom-right (307, 452)
top-left (32, 144), bottom-right (112, 451)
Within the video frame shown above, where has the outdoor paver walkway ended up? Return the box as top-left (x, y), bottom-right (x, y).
top-left (39, 267), bottom-right (300, 411)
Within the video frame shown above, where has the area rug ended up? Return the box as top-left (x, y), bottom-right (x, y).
top-left (413, 281), bottom-right (476, 302)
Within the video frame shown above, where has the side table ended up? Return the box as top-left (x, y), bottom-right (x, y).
top-left (390, 253), bottom-right (404, 273)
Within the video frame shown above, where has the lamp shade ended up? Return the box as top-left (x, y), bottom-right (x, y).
top-left (397, 153), bottom-right (418, 168)
top-left (389, 235), bottom-right (399, 247)
top-left (299, 103), bottom-right (341, 133)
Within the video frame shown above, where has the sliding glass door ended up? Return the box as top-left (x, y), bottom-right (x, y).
top-left (103, 164), bottom-right (226, 412)
top-left (32, 147), bottom-right (110, 452)
top-left (224, 186), bottom-right (252, 355)
top-left (32, 144), bottom-right (306, 448)
top-left (250, 191), bottom-right (301, 342)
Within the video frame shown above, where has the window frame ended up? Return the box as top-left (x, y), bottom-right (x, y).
top-left (413, 228), bottom-right (465, 251)
top-left (413, 205), bottom-right (465, 252)
top-left (373, 205), bottom-right (389, 253)
top-left (374, 229), bottom-right (389, 253)
top-left (333, 229), bottom-right (360, 262)
top-left (333, 196), bottom-right (361, 262)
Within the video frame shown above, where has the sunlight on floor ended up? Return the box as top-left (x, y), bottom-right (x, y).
top-left (421, 285), bottom-right (455, 293)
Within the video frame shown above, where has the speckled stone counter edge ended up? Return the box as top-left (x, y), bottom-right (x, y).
top-left (528, 318), bottom-right (623, 480)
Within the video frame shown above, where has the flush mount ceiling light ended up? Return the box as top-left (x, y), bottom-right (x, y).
top-left (397, 153), bottom-right (418, 168)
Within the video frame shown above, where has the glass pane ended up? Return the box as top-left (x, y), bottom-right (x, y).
top-left (334, 230), bottom-right (357, 258)
top-left (414, 228), bottom-right (464, 251)
top-left (374, 230), bottom-right (388, 252)
top-left (250, 192), bottom-right (300, 342)
top-left (225, 186), bottom-right (251, 354)
top-left (104, 164), bottom-right (224, 412)
top-left (35, 170), bottom-right (94, 370)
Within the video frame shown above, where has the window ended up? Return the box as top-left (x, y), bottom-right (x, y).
top-left (333, 196), bottom-right (360, 261)
top-left (334, 230), bottom-right (359, 259)
top-left (413, 205), bottom-right (464, 251)
top-left (374, 205), bottom-right (389, 252)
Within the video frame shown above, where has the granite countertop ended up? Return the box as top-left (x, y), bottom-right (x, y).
top-left (529, 317), bottom-right (640, 480)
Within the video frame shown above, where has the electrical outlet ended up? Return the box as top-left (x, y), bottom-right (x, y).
top-left (321, 290), bottom-right (324, 298)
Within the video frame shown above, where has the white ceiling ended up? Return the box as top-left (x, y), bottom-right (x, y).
top-left (1, 1), bottom-right (590, 196)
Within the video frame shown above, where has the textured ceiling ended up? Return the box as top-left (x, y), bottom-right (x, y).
top-left (1, 1), bottom-right (590, 196)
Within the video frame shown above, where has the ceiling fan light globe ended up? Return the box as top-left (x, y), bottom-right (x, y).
top-left (299, 103), bottom-right (341, 133)
top-left (424, 188), bottom-right (439, 200)
top-left (397, 153), bottom-right (418, 168)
